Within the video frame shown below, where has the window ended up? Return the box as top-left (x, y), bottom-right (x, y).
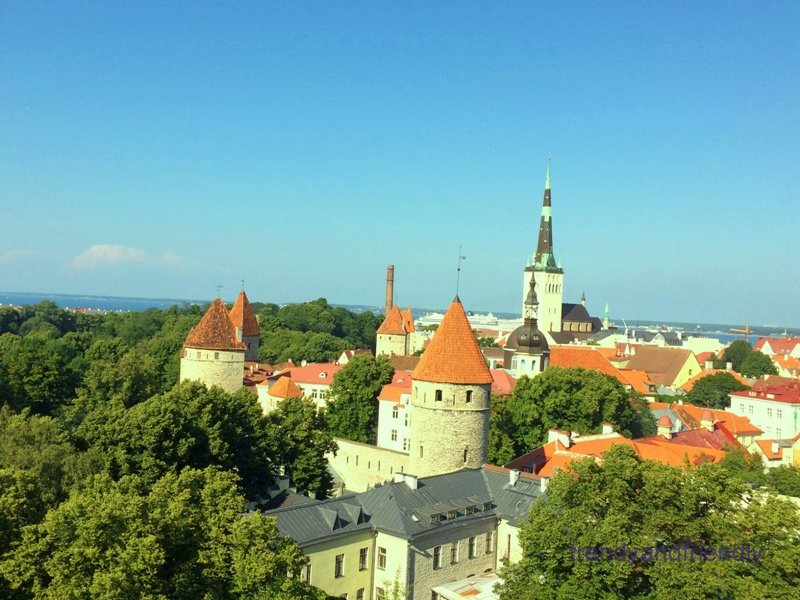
top-left (356, 590), bottom-right (365, 600)
top-left (214, 352), bottom-right (219, 359)
top-left (432, 593), bottom-right (440, 600)
top-left (334, 554), bottom-right (344, 578)
top-left (465, 505), bottom-right (474, 515)
top-left (339, 595), bottom-right (348, 599)
top-left (447, 510), bottom-right (457, 520)
top-left (403, 438), bottom-right (409, 451)
top-left (506, 534), bottom-right (511, 559)
top-left (377, 547), bottom-right (386, 570)
top-left (767, 408), bottom-right (773, 417)
top-left (777, 409), bottom-right (783, 418)
top-left (420, 445), bottom-right (424, 458)
top-left (433, 545), bottom-right (442, 569)
top-left (303, 564), bottom-right (312, 582)
top-left (463, 448), bottom-right (468, 463)
top-left (468, 536), bottom-right (476, 558)
top-left (359, 547), bottom-right (368, 571)
top-left (435, 389), bottom-right (442, 401)
top-left (486, 531), bottom-right (494, 554)
top-left (376, 587), bottom-right (385, 600)
top-left (466, 390), bottom-right (473, 403)
top-left (404, 413), bottom-right (409, 426)
top-left (749, 406), bottom-right (753, 415)
top-left (392, 406), bottom-right (399, 419)
top-left (391, 429), bottom-right (398, 441)
top-left (451, 541), bottom-right (459, 564)
top-left (777, 428), bottom-right (782, 438)
top-left (740, 403), bottom-right (745, 412)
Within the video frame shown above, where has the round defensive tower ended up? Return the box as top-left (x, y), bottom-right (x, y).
top-left (409, 296), bottom-right (493, 478)
top-left (180, 298), bottom-right (246, 393)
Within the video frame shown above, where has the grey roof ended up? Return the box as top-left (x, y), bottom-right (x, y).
top-left (561, 303), bottom-right (593, 324)
top-left (265, 467), bottom-right (543, 545)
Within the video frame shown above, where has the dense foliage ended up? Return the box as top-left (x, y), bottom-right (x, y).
top-left (326, 354), bottom-right (394, 444)
top-left (0, 299), bottom-right (366, 597)
top-left (685, 372), bottom-right (750, 409)
top-left (488, 367), bottom-right (656, 463)
top-left (715, 340), bottom-right (777, 377)
top-left (498, 444), bottom-right (800, 599)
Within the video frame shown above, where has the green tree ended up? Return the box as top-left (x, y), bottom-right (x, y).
top-left (478, 336), bottom-right (498, 347)
top-left (86, 382), bottom-right (276, 499)
top-left (0, 468), bottom-right (326, 600)
top-left (765, 465), bottom-right (800, 497)
top-left (498, 444), bottom-right (800, 599)
top-left (503, 368), bottom-right (642, 455)
top-left (326, 354), bottom-right (394, 444)
top-left (488, 395), bottom-right (517, 465)
top-left (686, 372), bottom-right (749, 409)
top-left (740, 351), bottom-right (778, 378)
top-left (720, 339), bottom-right (752, 372)
top-left (266, 396), bottom-right (338, 498)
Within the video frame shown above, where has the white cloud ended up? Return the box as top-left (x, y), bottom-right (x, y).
top-left (71, 244), bottom-right (149, 268)
top-left (0, 249), bottom-right (36, 264)
top-left (70, 244), bottom-right (187, 269)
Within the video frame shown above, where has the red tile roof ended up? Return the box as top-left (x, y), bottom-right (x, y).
top-left (550, 346), bottom-right (622, 378)
top-left (490, 370), bottom-right (517, 396)
top-left (681, 369), bottom-right (750, 392)
top-left (754, 337), bottom-right (800, 355)
top-left (184, 299), bottom-right (247, 351)
top-left (657, 414), bottom-right (672, 427)
top-left (652, 402), bottom-right (764, 437)
top-left (282, 362), bottom-right (343, 386)
top-left (267, 376), bottom-right (303, 399)
top-left (730, 378), bottom-right (800, 405)
top-left (412, 297), bottom-right (493, 385)
top-left (229, 290), bottom-right (260, 337)
top-left (402, 308), bottom-right (415, 334)
top-left (377, 305), bottom-right (407, 335)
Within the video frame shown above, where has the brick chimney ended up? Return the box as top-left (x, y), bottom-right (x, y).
top-left (657, 414), bottom-right (673, 439)
top-left (385, 264), bottom-right (394, 316)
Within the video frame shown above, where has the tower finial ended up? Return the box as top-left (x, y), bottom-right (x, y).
top-left (241, 278), bottom-right (245, 291)
top-left (545, 154), bottom-right (551, 190)
top-left (216, 284), bottom-right (223, 299)
top-left (455, 246), bottom-right (466, 297)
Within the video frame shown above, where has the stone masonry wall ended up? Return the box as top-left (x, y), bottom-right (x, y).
top-left (180, 349), bottom-right (244, 393)
top-left (327, 438), bottom-right (410, 493)
top-left (409, 380), bottom-right (490, 478)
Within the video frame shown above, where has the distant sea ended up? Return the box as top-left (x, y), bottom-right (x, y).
top-left (2, 291), bottom-right (797, 345)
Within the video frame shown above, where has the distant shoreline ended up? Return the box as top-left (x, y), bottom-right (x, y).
top-left (1, 290), bottom-right (796, 337)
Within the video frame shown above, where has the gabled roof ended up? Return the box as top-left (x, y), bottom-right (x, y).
top-left (282, 362), bottom-right (342, 386)
top-left (755, 337), bottom-right (800, 355)
top-left (681, 369), bottom-right (750, 392)
top-left (378, 370), bottom-right (413, 404)
top-left (184, 299), bottom-right (247, 351)
top-left (649, 402), bottom-right (763, 436)
top-left (412, 297), bottom-right (493, 385)
top-left (267, 376), bottom-right (303, 399)
top-left (389, 354), bottom-right (421, 371)
top-left (730, 378), bottom-right (800, 405)
top-left (377, 305), bottom-right (407, 335)
top-left (561, 303), bottom-right (594, 324)
top-left (490, 370), bottom-right (516, 396)
top-left (624, 346), bottom-right (697, 387)
top-left (229, 290), bottom-right (260, 337)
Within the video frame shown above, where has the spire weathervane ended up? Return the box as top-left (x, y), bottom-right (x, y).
top-left (456, 246), bottom-right (466, 296)
top-left (216, 284), bottom-right (223, 298)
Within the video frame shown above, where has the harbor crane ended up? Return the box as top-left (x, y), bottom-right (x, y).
top-left (730, 324), bottom-right (752, 342)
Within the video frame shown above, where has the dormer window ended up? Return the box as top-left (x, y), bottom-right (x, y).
top-left (482, 502), bottom-right (491, 511)
top-left (447, 510), bottom-right (457, 520)
top-left (429, 514), bottom-right (440, 524)
top-left (465, 506), bottom-right (474, 515)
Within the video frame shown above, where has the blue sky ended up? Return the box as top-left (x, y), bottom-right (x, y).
top-left (1, 1), bottom-right (798, 325)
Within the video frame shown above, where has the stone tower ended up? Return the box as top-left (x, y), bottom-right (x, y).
top-left (522, 160), bottom-right (564, 334)
top-left (180, 298), bottom-right (246, 393)
top-left (229, 290), bottom-right (260, 361)
top-left (504, 277), bottom-right (549, 377)
top-left (409, 297), bottom-right (493, 478)
top-left (376, 304), bottom-right (415, 356)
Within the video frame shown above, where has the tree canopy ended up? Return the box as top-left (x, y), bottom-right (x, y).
top-left (325, 354), bottom-right (394, 444)
top-left (491, 367), bottom-right (653, 459)
top-left (685, 372), bottom-right (749, 409)
top-left (498, 444), bottom-right (800, 599)
top-left (740, 351), bottom-right (778, 378)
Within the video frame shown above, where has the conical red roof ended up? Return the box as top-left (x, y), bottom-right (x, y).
top-left (184, 299), bottom-right (247, 351)
top-left (268, 376), bottom-right (303, 399)
top-left (412, 297), bottom-right (492, 385)
top-left (229, 290), bottom-right (260, 337)
top-left (377, 305), bottom-right (406, 335)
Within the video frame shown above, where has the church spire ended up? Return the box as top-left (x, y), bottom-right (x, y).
top-left (533, 159), bottom-right (560, 271)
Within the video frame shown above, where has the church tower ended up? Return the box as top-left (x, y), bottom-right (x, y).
top-left (229, 290), bottom-right (260, 361)
top-left (409, 297), bottom-right (493, 478)
top-left (504, 277), bottom-right (549, 376)
top-left (180, 298), bottom-right (246, 393)
top-left (522, 161), bottom-right (564, 334)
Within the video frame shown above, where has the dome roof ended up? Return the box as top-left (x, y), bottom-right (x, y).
top-left (505, 319), bottom-right (548, 354)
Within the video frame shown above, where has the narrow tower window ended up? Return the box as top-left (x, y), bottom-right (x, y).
top-left (465, 390), bottom-right (473, 403)
top-left (435, 389), bottom-right (442, 402)
top-left (420, 445), bottom-right (424, 458)
top-left (463, 448), bottom-right (468, 463)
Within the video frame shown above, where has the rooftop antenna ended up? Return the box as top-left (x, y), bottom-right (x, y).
top-left (216, 284), bottom-right (224, 299)
top-left (456, 246), bottom-right (466, 297)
